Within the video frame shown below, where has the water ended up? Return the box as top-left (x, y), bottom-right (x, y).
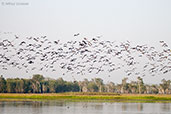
top-left (0, 101), bottom-right (171, 114)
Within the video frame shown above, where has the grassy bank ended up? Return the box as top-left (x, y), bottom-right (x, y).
top-left (0, 92), bottom-right (171, 102)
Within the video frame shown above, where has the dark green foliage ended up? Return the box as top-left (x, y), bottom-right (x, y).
top-left (0, 74), bottom-right (171, 94)
top-left (6, 78), bottom-right (16, 93)
top-left (0, 76), bottom-right (6, 93)
top-left (87, 82), bottom-right (98, 92)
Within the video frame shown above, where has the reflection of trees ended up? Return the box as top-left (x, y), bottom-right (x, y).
top-left (121, 103), bottom-right (143, 112)
top-left (0, 101), bottom-right (171, 113)
top-left (121, 103), bottom-right (127, 111)
top-left (0, 101), bottom-right (66, 107)
top-left (161, 103), bottom-right (171, 112)
top-left (0, 102), bottom-right (5, 114)
top-left (94, 104), bottom-right (103, 110)
top-left (137, 103), bottom-right (143, 111)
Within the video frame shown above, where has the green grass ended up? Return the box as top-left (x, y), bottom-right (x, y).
top-left (0, 92), bottom-right (171, 103)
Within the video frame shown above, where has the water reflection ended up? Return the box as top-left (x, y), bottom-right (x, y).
top-left (161, 103), bottom-right (171, 112)
top-left (0, 101), bottom-right (171, 114)
top-left (0, 101), bottom-right (67, 107)
top-left (121, 103), bottom-right (143, 111)
top-left (94, 104), bottom-right (103, 110)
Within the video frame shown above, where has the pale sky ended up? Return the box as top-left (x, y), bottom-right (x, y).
top-left (0, 0), bottom-right (171, 84)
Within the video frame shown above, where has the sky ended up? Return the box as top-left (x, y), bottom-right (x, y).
top-left (0, 0), bottom-right (171, 84)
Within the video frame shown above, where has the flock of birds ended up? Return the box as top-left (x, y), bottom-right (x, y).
top-left (0, 32), bottom-right (171, 78)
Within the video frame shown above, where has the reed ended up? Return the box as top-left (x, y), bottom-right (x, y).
top-left (0, 92), bottom-right (171, 102)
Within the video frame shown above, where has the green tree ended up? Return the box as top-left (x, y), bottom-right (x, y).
top-left (31, 74), bottom-right (44, 93)
top-left (106, 82), bottom-right (115, 92)
top-left (80, 79), bottom-right (89, 92)
top-left (159, 79), bottom-right (171, 94)
top-left (128, 81), bottom-right (138, 94)
top-left (87, 81), bottom-right (98, 92)
top-left (48, 79), bottom-right (56, 93)
top-left (6, 79), bottom-right (16, 93)
top-left (23, 79), bottom-right (32, 93)
top-left (0, 76), bottom-right (6, 93)
top-left (93, 78), bottom-right (104, 92)
top-left (71, 81), bottom-right (80, 92)
top-left (55, 77), bottom-right (66, 92)
top-left (15, 78), bottom-right (24, 93)
top-left (137, 77), bottom-right (145, 94)
top-left (121, 77), bottom-right (128, 93)
top-left (151, 84), bottom-right (159, 94)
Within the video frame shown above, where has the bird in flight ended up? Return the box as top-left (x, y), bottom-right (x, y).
top-left (1, 33), bottom-right (171, 78)
top-left (74, 33), bottom-right (80, 37)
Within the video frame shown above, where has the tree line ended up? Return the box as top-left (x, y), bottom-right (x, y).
top-left (0, 74), bottom-right (171, 94)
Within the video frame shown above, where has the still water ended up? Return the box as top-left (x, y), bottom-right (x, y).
top-left (0, 101), bottom-right (171, 114)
